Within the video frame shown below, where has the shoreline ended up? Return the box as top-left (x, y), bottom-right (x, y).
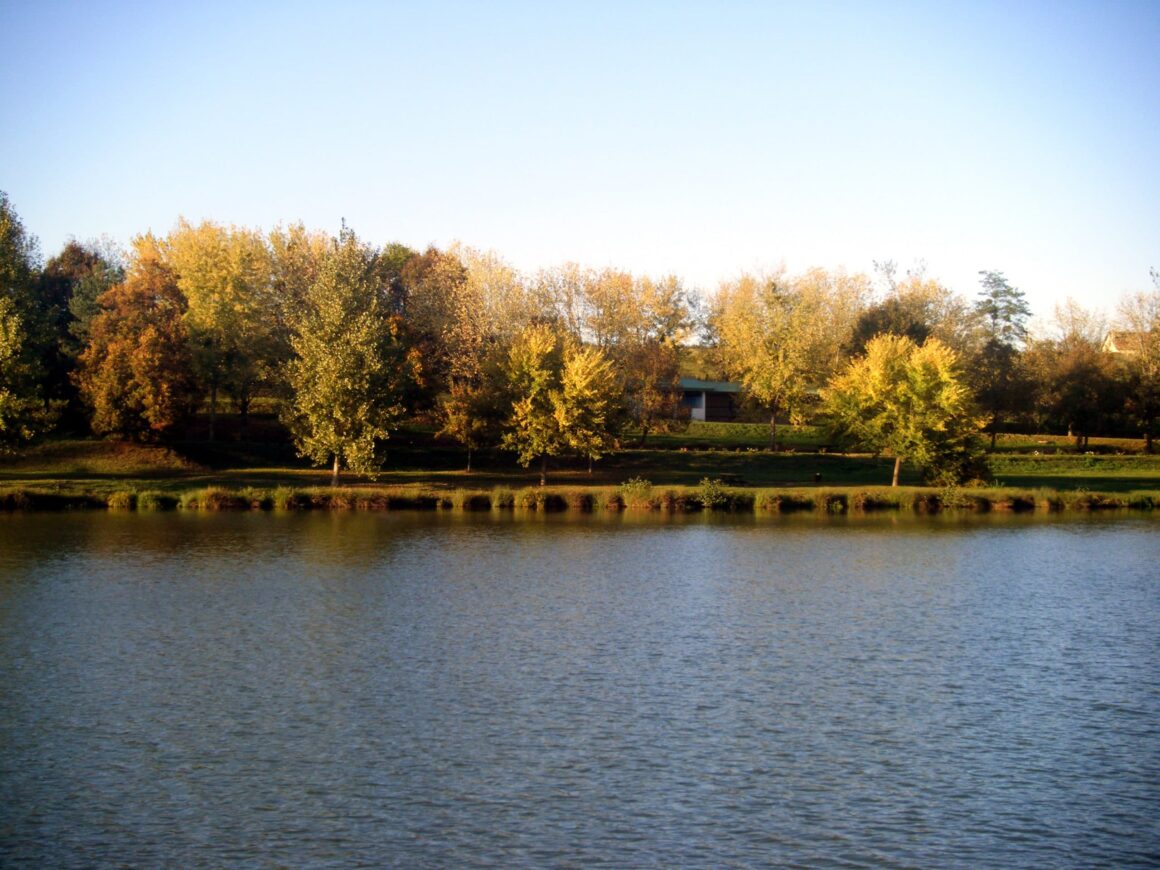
top-left (2, 483), bottom-right (1156, 515)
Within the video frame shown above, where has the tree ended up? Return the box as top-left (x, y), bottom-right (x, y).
top-left (74, 237), bottom-right (198, 438)
top-left (165, 219), bottom-right (277, 440)
top-left (0, 296), bottom-right (53, 446)
top-left (554, 344), bottom-right (620, 473)
top-left (38, 239), bottom-right (126, 427)
top-left (0, 191), bottom-right (53, 443)
top-left (283, 228), bottom-right (403, 485)
top-left (713, 268), bottom-right (866, 449)
top-left (852, 264), bottom-right (981, 358)
top-left (823, 334), bottom-right (985, 486)
top-left (1114, 280), bottom-right (1160, 451)
top-left (973, 270), bottom-right (1032, 448)
top-left (1020, 299), bottom-right (1122, 448)
top-left (501, 323), bottom-right (565, 485)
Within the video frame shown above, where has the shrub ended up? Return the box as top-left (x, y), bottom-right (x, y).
top-left (492, 487), bottom-right (516, 510)
top-left (619, 477), bottom-right (655, 509)
top-left (106, 490), bottom-right (136, 511)
top-left (820, 492), bottom-right (847, 514)
top-left (698, 478), bottom-right (730, 510)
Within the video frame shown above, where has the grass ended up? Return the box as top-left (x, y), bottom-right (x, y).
top-left (3, 426), bottom-right (1160, 514)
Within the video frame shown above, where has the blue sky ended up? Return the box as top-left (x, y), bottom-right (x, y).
top-left (2, 0), bottom-right (1157, 320)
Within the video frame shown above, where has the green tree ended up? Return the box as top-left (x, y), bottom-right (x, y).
top-left (37, 239), bottom-right (126, 427)
top-left (0, 296), bottom-right (53, 446)
top-left (973, 270), bottom-right (1032, 448)
top-left (823, 334), bottom-right (985, 486)
top-left (283, 228), bottom-right (403, 485)
top-left (74, 237), bottom-right (197, 438)
top-left (0, 192), bottom-right (55, 443)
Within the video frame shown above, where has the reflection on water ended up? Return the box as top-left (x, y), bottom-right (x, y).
top-left (1, 512), bottom-right (1158, 867)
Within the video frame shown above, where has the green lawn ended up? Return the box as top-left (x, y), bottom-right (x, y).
top-left (3, 421), bottom-right (1159, 500)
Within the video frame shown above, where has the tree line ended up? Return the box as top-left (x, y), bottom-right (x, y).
top-left (1, 192), bottom-right (1158, 485)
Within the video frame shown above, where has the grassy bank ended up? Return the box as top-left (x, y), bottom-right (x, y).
top-left (3, 433), bottom-right (1159, 515)
top-left (2, 481), bottom-right (1156, 515)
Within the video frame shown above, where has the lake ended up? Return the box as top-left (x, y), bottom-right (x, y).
top-left (1, 512), bottom-right (1158, 867)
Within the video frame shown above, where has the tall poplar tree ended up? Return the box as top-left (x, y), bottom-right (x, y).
top-left (283, 228), bottom-right (403, 485)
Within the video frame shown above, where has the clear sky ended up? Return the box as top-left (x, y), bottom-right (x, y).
top-left (2, 0), bottom-right (1157, 320)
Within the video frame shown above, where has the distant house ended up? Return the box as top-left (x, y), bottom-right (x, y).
top-left (679, 378), bottom-right (740, 422)
top-left (1102, 331), bottom-right (1147, 355)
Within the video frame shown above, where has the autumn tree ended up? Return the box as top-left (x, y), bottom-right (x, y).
top-left (501, 323), bottom-right (565, 485)
top-left (1114, 278), bottom-right (1160, 451)
top-left (713, 268), bottom-right (866, 449)
top-left (973, 270), bottom-right (1032, 448)
top-left (283, 228), bottom-right (404, 485)
top-left (824, 334), bottom-right (985, 486)
top-left (1020, 299), bottom-right (1122, 448)
top-left (852, 263), bottom-right (981, 357)
top-left (554, 344), bottom-right (620, 473)
top-left (74, 237), bottom-right (197, 438)
top-left (165, 219), bottom-right (277, 439)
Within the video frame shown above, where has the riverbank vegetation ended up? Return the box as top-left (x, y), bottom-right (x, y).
top-left (3, 192), bottom-right (1159, 502)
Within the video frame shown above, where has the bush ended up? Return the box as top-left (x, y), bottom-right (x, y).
top-left (492, 487), bottom-right (516, 510)
top-left (106, 490), bottom-right (136, 510)
top-left (697, 478), bottom-right (730, 510)
top-left (619, 477), bottom-right (655, 509)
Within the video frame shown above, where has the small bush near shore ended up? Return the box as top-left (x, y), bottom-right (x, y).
top-left (619, 477), bottom-right (655, 509)
top-left (106, 491), bottom-right (136, 510)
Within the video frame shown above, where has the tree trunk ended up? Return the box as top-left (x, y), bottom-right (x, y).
top-left (208, 381), bottom-right (218, 442)
top-left (539, 454), bottom-right (547, 487)
top-left (891, 455), bottom-right (902, 487)
top-left (588, 455), bottom-right (593, 475)
top-left (332, 454), bottom-right (340, 487)
top-left (768, 402), bottom-right (778, 451)
top-left (466, 446), bottom-right (473, 473)
top-left (989, 424), bottom-right (997, 451)
top-left (1147, 425), bottom-right (1154, 454)
top-left (238, 394), bottom-right (250, 442)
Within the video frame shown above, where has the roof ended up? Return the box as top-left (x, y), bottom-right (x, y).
top-left (1102, 331), bottom-right (1148, 354)
top-left (679, 377), bottom-right (740, 393)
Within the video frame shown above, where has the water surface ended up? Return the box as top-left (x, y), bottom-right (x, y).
top-left (1, 512), bottom-right (1158, 867)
